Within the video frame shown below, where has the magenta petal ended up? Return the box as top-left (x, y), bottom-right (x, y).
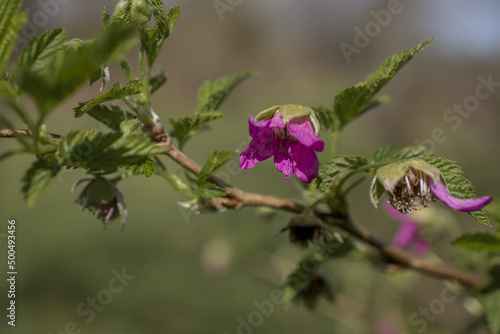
top-left (248, 117), bottom-right (273, 144)
top-left (288, 141), bottom-right (320, 183)
top-left (239, 135), bottom-right (279, 170)
top-left (274, 142), bottom-right (293, 179)
top-left (393, 221), bottom-right (418, 249)
top-left (429, 180), bottom-right (492, 212)
top-left (288, 120), bottom-right (324, 152)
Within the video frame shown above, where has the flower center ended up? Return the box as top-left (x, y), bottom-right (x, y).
top-left (273, 126), bottom-right (297, 141)
top-left (387, 167), bottom-right (435, 214)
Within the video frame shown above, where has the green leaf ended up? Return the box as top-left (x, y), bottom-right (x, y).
top-left (325, 39), bottom-right (432, 133)
top-left (370, 146), bottom-right (398, 164)
top-left (397, 145), bottom-right (433, 160)
top-left (15, 24), bottom-right (136, 113)
top-left (423, 155), bottom-right (491, 226)
top-left (150, 71), bottom-right (168, 93)
top-left (194, 182), bottom-right (227, 199)
top-left (74, 80), bottom-right (143, 117)
top-left (0, 79), bottom-right (17, 100)
top-left (484, 290), bottom-right (500, 334)
top-left (58, 120), bottom-right (164, 172)
top-left (317, 155), bottom-right (368, 192)
top-left (283, 239), bottom-right (353, 307)
top-left (0, 0), bottom-right (27, 74)
top-left (169, 111), bottom-right (224, 148)
top-left (123, 157), bottom-right (156, 177)
top-left (86, 105), bottom-right (134, 132)
top-left (21, 159), bottom-right (60, 205)
top-left (198, 150), bottom-right (235, 183)
top-left (312, 105), bottom-right (336, 134)
top-left (139, 3), bottom-right (180, 66)
top-left (196, 71), bottom-right (255, 113)
top-left (17, 28), bottom-right (67, 75)
top-left (452, 233), bottom-right (500, 253)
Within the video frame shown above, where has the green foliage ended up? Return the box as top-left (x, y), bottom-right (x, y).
top-left (283, 238), bottom-right (353, 308)
top-left (194, 182), bottom-right (227, 199)
top-left (370, 146), bottom-right (398, 164)
top-left (15, 24), bottom-right (136, 113)
top-left (423, 155), bottom-right (491, 226)
top-left (74, 80), bottom-right (143, 117)
top-left (124, 157), bottom-right (156, 177)
top-left (198, 150), bottom-right (235, 183)
top-left (58, 120), bottom-right (164, 173)
top-left (22, 159), bottom-right (61, 205)
top-left (86, 105), bottom-right (134, 132)
top-left (452, 233), bottom-right (500, 253)
top-left (150, 71), bottom-right (168, 93)
top-left (138, 3), bottom-right (180, 66)
top-left (318, 39), bottom-right (432, 133)
top-left (317, 155), bottom-right (368, 192)
top-left (169, 71), bottom-right (254, 148)
top-left (196, 71), bottom-right (255, 113)
top-left (17, 28), bottom-right (67, 75)
top-left (484, 290), bottom-right (500, 334)
top-left (169, 111), bottom-right (224, 148)
top-left (0, 0), bottom-right (27, 75)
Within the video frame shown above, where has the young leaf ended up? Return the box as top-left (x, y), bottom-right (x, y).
top-left (196, 71), bottom-right (255, 114)
top-left (22, 159), bottom-right (60, 205)
top-left (74, 80), bottom-right (143, 117)
top-left (58, 120), bottom-right (164, 172)
top-left (483, 290), bottom-right (500, 334)
top-left (317, 155), bottom-right (368, 192)
top-left (139, 3), bottom-right (180, 66)
top-left (312, 106), bottom-right (335, 134)
top-left (86, 105), bottom-right (134, 132)
top-left (370, 146), bottom-right (398, 164)
top-left (423, 155), bottom-right (491, 225)
top-left (194, 182), bottom-right (227, 199)
top-left (150, 71), bottom-right (168, 93)
top-left (198, 150), bottom-right (235, 183)
top-left (322, 39), bottom-right (432, 133)
top-left (124, 157), bottom-right (156, 177)
top-left (17, 28), bottom-right (67, 75)
top-left (0, 0), bottom-right (27, 74)
top-left (169, 111), bottom-right (224, 148)
top-left (15, 23), bottom-right (136, 113)
top-left (452, 233), bottom-right (500, 253)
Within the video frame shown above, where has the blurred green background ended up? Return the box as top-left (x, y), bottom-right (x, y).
top-left (1, 0), bottom-right (499, 333)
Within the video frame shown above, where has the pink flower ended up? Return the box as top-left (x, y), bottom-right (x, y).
top-left (385, 204), bottom-right (430, 255)
top-left (239, 105), bottom-right (324, 183)
top-left (372, 159), bottom-right (492, 214)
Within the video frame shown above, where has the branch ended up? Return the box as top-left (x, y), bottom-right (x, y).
top-left (158, 137), bottom-right (482, 289)
top-left (0, 128), bottom-right (482, 288)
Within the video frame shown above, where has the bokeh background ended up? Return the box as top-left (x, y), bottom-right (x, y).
top-left (1, 0), bottom-right (499, 333)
